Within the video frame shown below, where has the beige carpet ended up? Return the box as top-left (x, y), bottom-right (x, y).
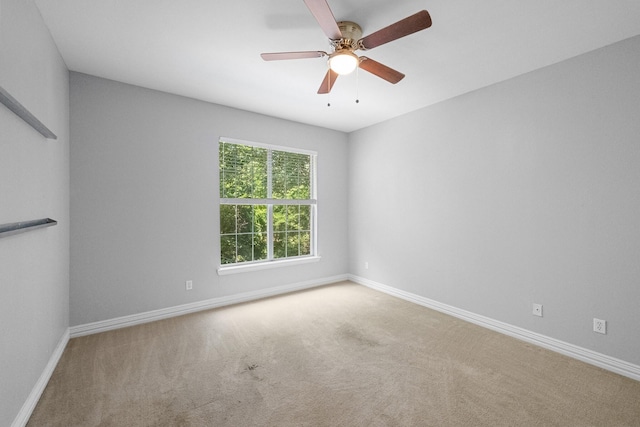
top-left (28, 282), bottom-right (640, 426)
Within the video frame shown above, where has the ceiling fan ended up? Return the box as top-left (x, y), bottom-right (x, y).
top-left (261, 0), bottom-right (432, 94)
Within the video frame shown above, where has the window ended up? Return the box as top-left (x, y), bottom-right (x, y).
top-left (218, 138), bottom-right (317, 270)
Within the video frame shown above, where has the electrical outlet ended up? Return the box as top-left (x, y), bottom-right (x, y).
top-left (593, 318), bottom-right (606, 334)
top-left (364, 261), bottom-right (369, 270)
top-left (532, 303), bottom-right (543, 317)
top-left (185, 280), bottom-right (193, 291)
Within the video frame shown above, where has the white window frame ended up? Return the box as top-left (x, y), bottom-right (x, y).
top-left (217, 137), bottom-right (319, 275)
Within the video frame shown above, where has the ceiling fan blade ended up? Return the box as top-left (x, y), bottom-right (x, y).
top-left (359, 10), bottom-right (432, 50)
top-left (303, 0), bottom-right (343, 40)
top-left (358, 57), bottom-right (405, 84)
top-left (317, 69), bottom-right (339, 94)
top-left (261, 51), bottom-right (327, 61)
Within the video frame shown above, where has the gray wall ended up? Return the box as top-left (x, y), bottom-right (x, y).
top-left (0, 0), bottom-right (70, 425)
top-left (69, 72), bottom-right (349, 326)
top-left (348, 35), bottom-right (640, 365)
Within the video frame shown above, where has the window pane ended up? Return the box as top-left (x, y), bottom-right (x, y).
top-left (236, 205), bottom-right (253, 234)
top-left (219, 143), bottom-right (268, 198)
top-left (274, 232), bottom-right (286, 258)
top-left (220, 204), bottom-right (236, 234)
top-left (299, 205), bottom-right (310, 231)
top-left (254, 233), bottom-right (268, 261)
top-left (287, 231), bottom-right (300, 257)
top-left (272, 150), bottom-right (310, 199)
top-left (237, 234), bottom-right (254, 262)
top-left (273, 205), bottom-right (286, 232)
top-left (272, 151), bottom-right (286, 199)
top-left (220, 235), bottom-right (236, 264)
top-left (287, 205), bottom-right (300, 231)
top-left (300, 231), bottom-right (311, 256)
top-left (254, 205), bottom-right (267, 234)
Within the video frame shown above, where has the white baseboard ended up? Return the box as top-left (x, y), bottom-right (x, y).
top-left (12, 328), bottom-right (70, 427)
top-left (70, 274), bottom-right (349, 338)
top-left (349, 274), bottom-right (640, 382)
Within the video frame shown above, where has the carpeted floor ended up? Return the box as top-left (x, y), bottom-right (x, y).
top-left (28, 281), bottom-right (640, 426)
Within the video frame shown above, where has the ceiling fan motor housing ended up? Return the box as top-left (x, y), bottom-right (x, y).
top-left (333, 21), bottom-right (363, 50)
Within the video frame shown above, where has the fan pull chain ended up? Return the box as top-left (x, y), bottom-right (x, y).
top-left (327, 68), bottom-right (331, 107)
top-left (355, 64), bottom-right (360, 104)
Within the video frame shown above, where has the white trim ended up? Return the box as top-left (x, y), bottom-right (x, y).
top-left (349, 274), bottom-right (640, 382)
top-left (12, 329), bottom-right (70, 427)
top-left (219, 136), bottom-right (317, 156)
top-left (310, 154), bottom-right (318, 257)
top-left (217, 255), bottom-right (321, 276)
top-left (220, 198), bottom-right (317, 206)
top-left (70, 273), bottom-right (345, 338)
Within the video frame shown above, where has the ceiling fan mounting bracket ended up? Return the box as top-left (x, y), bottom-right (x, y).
top-left (330, 21), bottom-right (363, 51)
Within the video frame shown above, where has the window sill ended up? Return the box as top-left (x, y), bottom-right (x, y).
top-left (217, 255), bottom-right (321, 276)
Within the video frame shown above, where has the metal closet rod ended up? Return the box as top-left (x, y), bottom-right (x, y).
top-left (0, 218), bottom-right (58, 238)
top-left (0, 85), bottom-right (57, 139)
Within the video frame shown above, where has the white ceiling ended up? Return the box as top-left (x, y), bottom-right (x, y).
top-left (35, 0), bottom-right (640, 133)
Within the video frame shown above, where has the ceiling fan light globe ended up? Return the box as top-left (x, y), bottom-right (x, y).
top-left (329, 51), bottom-right (359, 75)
